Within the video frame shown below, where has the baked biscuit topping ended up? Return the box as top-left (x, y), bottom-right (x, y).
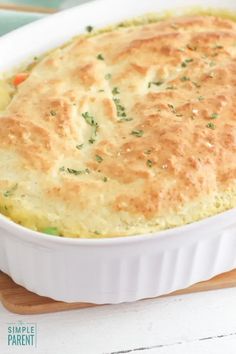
top-left (1, 15), bottom-right (236, 237)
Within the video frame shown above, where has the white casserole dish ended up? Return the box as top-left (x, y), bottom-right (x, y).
top-left (1, 0), bottom-right (236, 304)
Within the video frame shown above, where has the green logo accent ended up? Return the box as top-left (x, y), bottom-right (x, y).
top-left (7, 321), bottom-right (37, 347)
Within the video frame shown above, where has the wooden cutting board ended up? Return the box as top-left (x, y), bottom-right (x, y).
top-left (1, 270), bottom-right (236, 314)
top-left (0, 3), bottom-right (56, 14)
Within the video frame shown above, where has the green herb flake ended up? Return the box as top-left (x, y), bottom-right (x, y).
top-left (97, 54), bottom-right (104, 60)
top-left (89, 137), bottom-right (95, 144)
top-left (181, 58), bottom-right (193, 67)
top-left (148, 81), bottom-right (163, 88)
top-left (50, 110), bottom-right (57, 116)
top-left (103, 177), bottom-right (108, 182)
top-left (214, 45), bottom-right (223, 49)
top-left (66, 168), bottom-right (90, 176)
top-left (180, 76), bottom-right (190, 82)
top-left (198, 96), bottom-right (204, 101)
top-left (187, 44), bottom-right (197, 51)
top-left (206, 122), bottom-right (216, 130)
top-left (3, 184), bottom-right (18, 198)
top-left (42, 227), bottom-right (59, 236)
top-left (82, 112), bottom-right (99, 143)
top-left (33, 56), bottom-right (38, 61)
top-left (76, 144), bottom-right (84, 150)
top-left (113, 97), bottom-right (128, 119)
top-left (166, 85), bottom-right (176, 90)
top-left (82, 112), bottom-right (95, 126)
top-left (95, 155), bottom-right (103, 163)
top-left (209, 61), bottom-right (216, 67)
top-left (168, 104), bottom-right (177, 113)
top-left (105, 73), bottom-right (112, 80)
top-left (192, 82), bottom-right (201, 88)
top-left (146, 159), bottom-right (153, 168)
top-left (112, 87), bottom-right (120, 95)
top-left (131, 130), bottom-right (144, 138)
top-left (86, 25), bottom-right (93, 33)
top-left (210, 113), bottom-right (219, 119)
top-left (118, 117), bottom-right (133, 122)
top-left (144, 149), bottom-right (152, 155)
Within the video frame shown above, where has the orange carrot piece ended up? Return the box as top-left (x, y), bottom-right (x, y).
top-left (13, 73), bottom-right (29, 86)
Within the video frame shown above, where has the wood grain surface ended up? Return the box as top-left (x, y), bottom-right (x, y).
top-left (1, 269), bottom-right (236, 314)
top-left (0, 2), bottom-right (56, 13)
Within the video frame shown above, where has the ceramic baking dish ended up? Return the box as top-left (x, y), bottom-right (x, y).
top-left (1, 0), bottom-right (236, 304)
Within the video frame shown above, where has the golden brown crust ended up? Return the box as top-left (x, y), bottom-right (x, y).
top-left (1, 15), bottom-right (236, 237)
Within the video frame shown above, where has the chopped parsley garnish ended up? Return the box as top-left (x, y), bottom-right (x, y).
top-left (50, 110), bottom-right (57, 116)
top-left (198, 96), bottom-right (204, 101)
top-left (33, 56), bottom-right (38, 61)
top-left (82, 112), bottom-right (99, 144)
top-left (66, 168), bottom-right (90, 176)
top-left (168, 104), bottom-right (177, 113)
top-left (103, 177), bottom-right (108, 182)
top-left (118, 117), bottom-right (133, 122)
top-left (181, 58), bottom-right (193, 67)
top-left (180, 76), bottom-right (190, 81)
top-left (146, 159), bottom-right (153, 168)
top-left (76, 144), bottom-right (84, 150)
top-left (95, 155), bottom-right (103, 163)
top-left (4, 184), bottom-right (18, 198)
top-left (112, 87), bottom-right (120, 95)
top-left (97, 54), bottom-right (104, 60)
top-left (105, 73), bottom-right (112, 80)
top-left (144, 149), bottom-right (152, 155)
top-left (86, 25), bottom-right (93, 33)
top-left (148, 81), bottom-right (163, 88)
top-left (187, 44), bottom-right (197, 51)
top-left (209, 61), bottom-right (216, 67)
top-left (131, 130), bottom-right (144, 138)
top-left (59, 166), bottom-right (90, 176)
top-left (82, 112), bottom-right (96, 125)
top-left (98, 89), bottom-right (105, 93)
top-left (206, 122), bottom-right (216, 130)
top-left (113, 97), bottom-right (128, 119)
top-left (210, 113), bottom-right (219, 119)
top-left (166, 85), bottom-right (176, 90)
top-left (89, 137), bottom-right (96, 144)
top-left (42, 227), bottom-right (59, 236)
top-left (192, 82), bottom-right (201, 88)
top-left (214, 45), bottom-right (223, 49)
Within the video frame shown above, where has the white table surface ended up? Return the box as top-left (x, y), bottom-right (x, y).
top-left (1, 286), bottom-right (236, 353)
